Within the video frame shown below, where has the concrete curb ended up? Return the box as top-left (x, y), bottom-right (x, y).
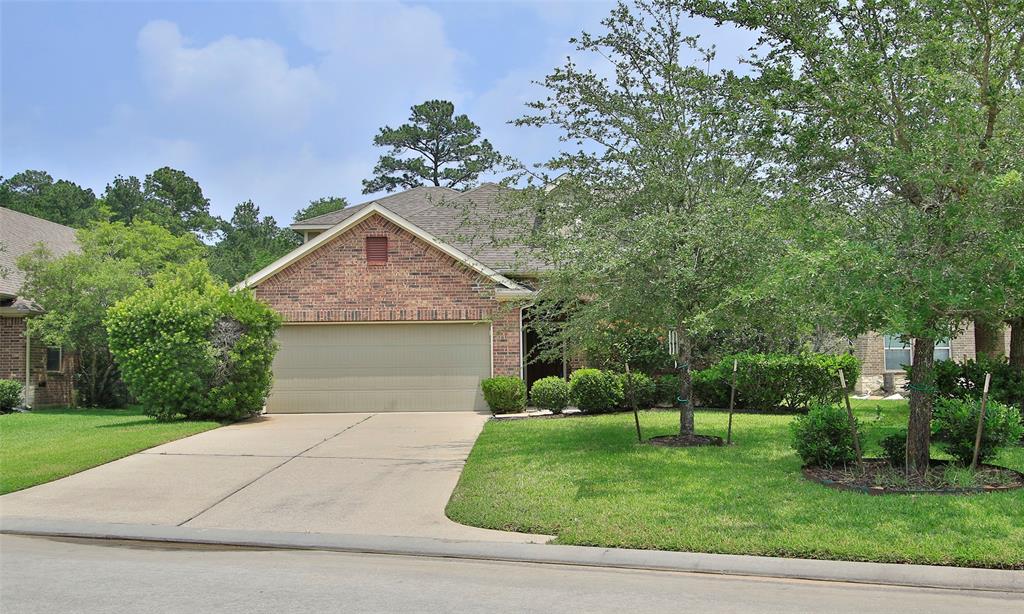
top-left (2, 517), bottom-right (1022, 594)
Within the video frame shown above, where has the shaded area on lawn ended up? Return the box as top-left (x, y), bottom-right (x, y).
top-left (0, 407), bottom-right (220, 495)
top-left (446, 400), bottom-right (1024, 568)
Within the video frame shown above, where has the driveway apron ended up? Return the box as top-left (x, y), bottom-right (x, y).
top-left (0, 412), bottom-right (548, 543)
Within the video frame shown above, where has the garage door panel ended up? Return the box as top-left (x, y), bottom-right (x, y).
top-left (267, 323), bottom-right (491, 413)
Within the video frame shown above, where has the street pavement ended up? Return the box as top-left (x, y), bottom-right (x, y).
top-left (2, 534), bottom-right (1021, 614)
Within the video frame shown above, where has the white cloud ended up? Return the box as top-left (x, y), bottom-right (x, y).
top-left (137, 20), bottom-right (326, 132)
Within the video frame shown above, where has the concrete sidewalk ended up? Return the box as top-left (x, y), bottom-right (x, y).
top-left (0, 412), bottom-right (549, 543)
top-left (2, 518), bottom-right (1021, 594)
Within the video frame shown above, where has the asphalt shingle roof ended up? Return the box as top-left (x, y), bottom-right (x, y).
top-left (0, 207), bottom-right (79, 300)
top-left (293, 184), bottom-right (548, 273)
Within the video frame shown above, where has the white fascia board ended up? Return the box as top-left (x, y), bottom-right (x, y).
top-left (235, 203), bottom-right (523, 291)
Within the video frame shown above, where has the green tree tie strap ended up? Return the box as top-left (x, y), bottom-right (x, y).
top-left (907, 383), bottom-right (939, 395)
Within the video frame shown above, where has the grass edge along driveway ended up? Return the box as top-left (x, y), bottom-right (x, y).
top-left (1, 407), bottom-right (220, 495)
top-left (446, 401), bottom-right (1024, 569)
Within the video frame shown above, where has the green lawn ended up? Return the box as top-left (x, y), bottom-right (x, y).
top-left (0, 407), bottom-right (220, 495)
top-left (447, 400), bottom-right (1024, 568)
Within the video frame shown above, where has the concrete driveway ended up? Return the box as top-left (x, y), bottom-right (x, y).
top-left (0, 412), bottom-right (547, 543)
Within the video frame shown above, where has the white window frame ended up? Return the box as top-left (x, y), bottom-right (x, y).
top-left (883, 335), bottom-right (911, 372)
top-left (884, 334), bottom-right (951, 371)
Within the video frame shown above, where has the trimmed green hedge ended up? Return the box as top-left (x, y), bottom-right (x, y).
top-left (916, 356), bottom-right (1024, 411)
top-left (614, 371), bottom-right (657, 409)
top-left (530, 376), bottom-right (570, 412)
top-left (0, 379), bottom-right (23, 412)
top-left (933, 398), bottom-right (1023, 465)
top-left (693, 352), bottom-right (861, 412)
top-left (569, 369), bottom-right (623, 413)
top-left (481, 376), bottom-right (527, 414)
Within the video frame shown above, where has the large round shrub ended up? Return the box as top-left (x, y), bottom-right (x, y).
top-left (932, 398), bottom-right (1023, 465)
top-left (790, 403), bottom-right (858, 468)
top-left (530, 376), bottom-right (570, 412)
top-left (481, 376), bottom-right (527, 414)
top-left (569, 369), bottom-right (623, 413)
top-left (0, 379), bottom-right (23, 412)
top-left (105, 262), bottom-right (280, 421)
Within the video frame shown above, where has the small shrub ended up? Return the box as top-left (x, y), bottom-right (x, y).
top-left (481, 376), bottom-right (527, 414)
top-left (879, 430), bottom-right (907, 467)
top-left (0, 379), bottom-right (24, 411)
top-left (790, 403), bottom-right (859, 468)
top-left (654, 374), bottom-right (679, 406)
top-left (106, 262), bottom-right (280, 421)
top-left (616, 371), bottom-right (657, 409)
top-left (569, 369), bottom-right (623, 413)
top-left (529, 376), bottom-right (569, 412)
top-left (932, 398), bottom-right (1023, 465)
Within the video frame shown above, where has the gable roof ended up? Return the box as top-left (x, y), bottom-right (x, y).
top-left (0, 207), bottom-right (79, 302)
top-left (292, 183), bottom-right (548, 274)
top-left (236, 203), bottom-right (527, 291)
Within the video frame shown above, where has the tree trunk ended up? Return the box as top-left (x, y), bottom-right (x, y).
top-left (677, 330), bottom-right (694, 436)
top-left (974, 319), bottom-right (1004, 359)
top-left (906, 337), bottom-right (935, 477)
top-left (1010, 317), bottom-right (1024, 370)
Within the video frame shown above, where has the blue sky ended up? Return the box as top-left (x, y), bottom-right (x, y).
top-left (2, 1), bottom-right (756, 224)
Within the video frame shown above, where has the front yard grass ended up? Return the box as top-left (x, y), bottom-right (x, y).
top-left (0, 407), bottom-right (220, 495)
top-left (447, 400), bottom-right (1024, 568)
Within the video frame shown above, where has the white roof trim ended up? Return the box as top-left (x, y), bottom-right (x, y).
top-left (235, 203), bottom-right (523, 291)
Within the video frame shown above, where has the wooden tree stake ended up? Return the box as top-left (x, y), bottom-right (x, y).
top-left (970, 372), bottom-right (992, 472)
top-left (838, 369), bottom-right (864, 471)
top-left (626, 363), bottom-right (642, 443)
top-left (727, 359), bottom-right (737, 445)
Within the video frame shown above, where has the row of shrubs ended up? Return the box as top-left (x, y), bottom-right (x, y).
top-left (481, 369), bottom-right (676, 415)
top-left (694, 352), bottom-right (861, 411)
top-left (791, 398), bottom-right (1024, 468)
top-left (482, 351), bottom-right (862, 415)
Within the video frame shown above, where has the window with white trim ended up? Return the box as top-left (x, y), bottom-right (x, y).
top-left (933, 338), bottom-right (951, 362)
top-left (883, 335), bottom-right (911, 371)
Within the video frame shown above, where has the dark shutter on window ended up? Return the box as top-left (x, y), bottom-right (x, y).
top-left (366, 236), bottom-right (388, 264)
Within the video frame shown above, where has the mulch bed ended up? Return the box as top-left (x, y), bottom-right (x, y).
top-left (646, 433), bottom-right (724, 448)
top-left (803, 459), bottom-right (1024, 495)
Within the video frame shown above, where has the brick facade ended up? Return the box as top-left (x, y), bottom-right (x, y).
top-left (253, 214), bottom-right (522, 377)
top-left (851, 322), bottom-right (998, 394)
top-left (0, 315), bottom-right (75, 407)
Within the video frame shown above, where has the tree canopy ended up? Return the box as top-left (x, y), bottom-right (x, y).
top-left (681, 0), bottom-right (1024, 472)
top-left (293, 196), bottom-right (349, 222)
top-left (17, 221), bottom-right (206, 406)
top-left (0, 170), bottom-right (104, 227)
top-left (362, 100), bottom-right (503, 194)
top-left (209, 201), bottom-right (299, 285)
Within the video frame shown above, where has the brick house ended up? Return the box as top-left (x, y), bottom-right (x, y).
top-left (238, 184), bottom-right (551, 413)
top-left (0, 208), bottom-right (78, 407)
top-left (851, 323), bottom-right (1013, 395)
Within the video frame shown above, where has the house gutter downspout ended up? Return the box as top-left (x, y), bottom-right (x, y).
top-left (24, 323), bottom-right (33, 407)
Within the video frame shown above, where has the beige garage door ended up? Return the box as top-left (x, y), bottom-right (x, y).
top-left (266, 323), bottom-right (491, 413)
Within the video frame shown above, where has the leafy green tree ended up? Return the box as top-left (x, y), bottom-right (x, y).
top-left (0, 170), bottom-right (105, 227)
top-left (506, 1), bottom-right (781, 438)
top-left (363, 100), bottom-right (503, 194)
top-left (683, 0), bottom-right (1024, 473)
top-left (141, 167), bottom-right (218, 236)
top-left (17, 221), bottom-right (205, 405)
top-left (209, 201), bottom-right (299, 284)
top-left (293, 196), bottom-right (349, 222)
top-left (102, 175), bottom-right (146, 224)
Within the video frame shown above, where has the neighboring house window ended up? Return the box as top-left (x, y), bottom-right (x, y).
top-left (933, 338), bottom-right (951, 362)
top-left (366, 236), bottom-right (388, 264)
top-left (883, 335), bottom-right (911, 371)
top-left (46, 347), bottom-right (63, 372)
